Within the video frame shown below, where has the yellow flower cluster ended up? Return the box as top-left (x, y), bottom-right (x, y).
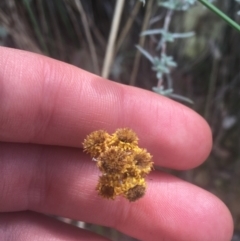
top-left (83, 128), bottom-right (153, 201)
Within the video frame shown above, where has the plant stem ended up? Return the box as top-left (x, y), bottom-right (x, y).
top-left (129, 0), bottom-right (153, 85)
top-left (198, 0), bottom-right (240, 32)
top-left (115, 1), bottom-right (142, 54)
top-left (23, 0), bottom-right (48, 54)
top-left (102, 0), bottom-right (125, 78)
top-left (158, 9), bottom-right (173, 88)
top-left (204, 45), bottom-right (220, 120)
top-left (75, 0), bottom-right (100, 74)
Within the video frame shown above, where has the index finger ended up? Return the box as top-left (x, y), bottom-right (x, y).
top-left (0, 47), bottom-right (212, 169)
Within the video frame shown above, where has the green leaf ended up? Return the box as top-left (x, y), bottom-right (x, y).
top-left (198, 0), bottom-right (240, 32)
top-left (136, 45), bottom-right (154, 63)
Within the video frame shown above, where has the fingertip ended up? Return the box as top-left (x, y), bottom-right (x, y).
top-left (154, 172), bottom-right (233, 241)
top-left (128, 92), bottom-right (213, 169)
top-left (122, 172), bottom-right (233, 241)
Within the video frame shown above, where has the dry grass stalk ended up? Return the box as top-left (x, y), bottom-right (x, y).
top-left (129, 0), bottom-right (153, 86)
top-left (0, 0), bottom-right (42, 53)
top-left (101, 0), bottom-right (125, 79)
top-left (115, 1), bottom-right (142, 54)
top-left (74, 0), bottom-right (100, 74)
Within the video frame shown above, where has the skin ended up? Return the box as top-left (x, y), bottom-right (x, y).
top-left (0, 47), bottom-right (233, 241)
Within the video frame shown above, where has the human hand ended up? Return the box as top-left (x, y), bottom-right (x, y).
top-left (0, 47), bottom-right (233, 241)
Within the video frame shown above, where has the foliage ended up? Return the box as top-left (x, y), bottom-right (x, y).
top-left (198, 0), bottom-right (240, 31)
top-left (137, 0), bottom-right (240, 104)
top-left (139, 0), bottom-right (146, 5)
top-left (236, 0), bottom-right (240, 15)
top-left (157, 0), bottom-right (196, 11)
top-left (137, 0), bottom-right (195, 104)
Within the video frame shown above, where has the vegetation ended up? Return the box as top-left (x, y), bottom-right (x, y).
top-left (0, 0), bottom-right (240, 239)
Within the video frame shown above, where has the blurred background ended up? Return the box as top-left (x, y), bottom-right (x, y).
top-left (0, 0), bottom-right (239, 240)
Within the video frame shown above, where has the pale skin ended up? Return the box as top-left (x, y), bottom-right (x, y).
top-left (0, 47), bottom-right (233, 240)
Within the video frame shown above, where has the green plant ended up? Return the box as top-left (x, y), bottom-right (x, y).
top-left (237, 0), bottom-right (240, 15)
top-left (198, 0), bottom-right (240, 31)
top-left (137, 0), bottom-right (240, 104)
top-left (137, 0), bottom-right (196, 104)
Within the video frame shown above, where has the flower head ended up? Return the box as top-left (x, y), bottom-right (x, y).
top-left (83, 128), bottom-right (153, 201)
top-left (133, 148), bottom-right (153, 176)
top-left (97, 184), bottom-right (116, 200)
top-left (83, 130), bottom-right (110, 157)
top-left (107, 128), bottom-right (139, 150)
top-left (125, 185), bottom-right (146, 202)
top-left (97, 147), bottom-right (132, 174)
